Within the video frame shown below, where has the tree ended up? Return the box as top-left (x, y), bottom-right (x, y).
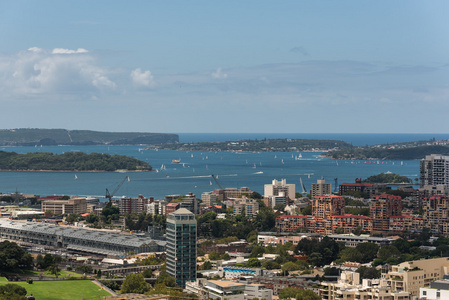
top-left (281, 262), bottom-right (300, 272)
top-left (0, 241), bottom-right (33, 271)
top-left (357, 266), bottom-right (380, 279)
top-left (65, 213), bottom-right (80, 224)
top-left (278, 287), bottom-right (320, 299)
top-left (48, 263), bottom-right (60, 278)
top-left (201, 261), bottom-right (212, 271)
top-left (208, 251), bottom-right (221, 261)
top-left (355, 243), bottom-right (379, 263)
top-left (246, 258), bottom-right (262, 268)
top-left (377, 245), bottom-right (401, 262)
top-left (120, 274), bottom-right (150, 294)
top-left (0, 284), bottom-right (27, 300)
top-left (335, 227), bottom-right (345, 234)
top-left (141, 268), bottom-right (152, 278)
top-left (339, 248), bottom-right (363, 263)
top-left (301, 205), bottom-right (312, 215)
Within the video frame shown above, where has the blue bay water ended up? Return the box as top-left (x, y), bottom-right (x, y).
top-left (0, 133), bottom-right (426, 199)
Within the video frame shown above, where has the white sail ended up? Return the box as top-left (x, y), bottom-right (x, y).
top-left (300, 177), bottom-right (307, 194)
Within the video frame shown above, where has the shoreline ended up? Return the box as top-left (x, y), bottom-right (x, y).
top-left (0, 169), bottom-right (151, 173)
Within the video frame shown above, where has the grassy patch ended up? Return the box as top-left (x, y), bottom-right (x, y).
top-left (0, 278), bottom-right (111, 300)
top-left (20, 270), bottom-right (84, 278)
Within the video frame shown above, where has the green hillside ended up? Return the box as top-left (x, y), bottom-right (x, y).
top-left (0, 129), bottom-right (178, 146)
top-left (0, 151), bottom-right (152, 171)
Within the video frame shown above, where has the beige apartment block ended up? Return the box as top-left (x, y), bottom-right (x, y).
top-left (321, 271), bottom-right (409, 300)
top-left (381, 257), bottom-right (449, 298)
top-left (41, 197), bottom-right (87, 215)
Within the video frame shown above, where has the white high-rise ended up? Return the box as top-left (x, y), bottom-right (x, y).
top-left (420, 154), bottom-right (449, 187)
top-left (264, 179), bottom-right (295, 199)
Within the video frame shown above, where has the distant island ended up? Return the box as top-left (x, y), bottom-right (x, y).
top-left (0, 151), bottom-right (152, 172)
top-left (324, 139), bottom-right (449, 160)
top-left (146, 138), bottom-right (353, 152)
top-left (363, 172), bottom-right (413, 184)
top-left (0, 129), bottom-right (178, 146)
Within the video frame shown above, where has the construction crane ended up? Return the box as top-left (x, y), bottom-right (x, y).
top-left (105, 176), bottom-right (129, 203)
top-left (210, 174), bottom-right (223, 189)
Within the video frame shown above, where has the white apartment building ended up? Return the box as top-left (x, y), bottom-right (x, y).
top-left (264, 179), bottom-right (295, 200)
top-left (420, 279), bottom-right (449, 299)
top-left (244, 284), bottom-right (273, 300)
top-left (420, 154), bottom-right (449, 187)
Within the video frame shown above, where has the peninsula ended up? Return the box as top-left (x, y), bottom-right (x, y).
top-left (0, 151), bottom-right (152, 172)
top-left (324, 144), bottom-right (449, 160)
top-left (146, 138), bottom-right (352, 152)
top-left (0, 129), bottom-right (178, 146)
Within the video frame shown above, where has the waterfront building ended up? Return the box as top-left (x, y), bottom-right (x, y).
top-left (118, 195), bottom-right (152, 215)
top-left (339, 178), bottom-right (376, 197)
top-left (264, 179), bottom-right (295, 200)
top-left (267, 193), bottom-right (288, 209)
top-left (232, 197), bottom-right (259, 217)
top-left (420, 154), bottom-right (449, 187)
top-left (165, 202), bottom-right (180, 215)
top-left (0, 219), bottom-right (165, 256)
top-left (179, 193), bottom-right (199, 215)
top-left (166, 208), bottom-right (197, 288)
top-left (370, 194), bottom-right (403, 232)
top-left (41, 196), bottom-right (88, 215)
top-left (311, 179), bottom-right (332, 197)
top-left (202, 192), bottom-right (217, 206)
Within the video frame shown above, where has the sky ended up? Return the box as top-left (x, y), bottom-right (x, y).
top-left (0, 1), bottom-right (448, 134)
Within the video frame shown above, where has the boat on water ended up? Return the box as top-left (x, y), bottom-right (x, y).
top-left (300, 177), bottom-right (307, 195)
top-left (172, 159), bottom-right (181, 164)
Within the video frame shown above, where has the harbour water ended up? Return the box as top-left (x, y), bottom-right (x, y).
top-left (0, 132), bottom-right (427, 199)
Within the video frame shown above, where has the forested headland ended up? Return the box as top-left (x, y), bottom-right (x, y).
top-left (324, 145), bottom-right (449, 160)
top-left (147, 138), bottom-right (352, 152)
top-left (0, 151), bottom-right (152, 172)
top-left (0, 129), bottom-right (178, 146)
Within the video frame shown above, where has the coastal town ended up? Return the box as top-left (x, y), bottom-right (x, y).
top-left (1, 153), bottom-right (449, 299)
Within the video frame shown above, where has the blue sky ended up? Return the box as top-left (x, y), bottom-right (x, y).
top-left (0, 1), bottom-right (448, 133)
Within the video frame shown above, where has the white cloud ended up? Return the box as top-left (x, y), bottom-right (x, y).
top-left (0, 47), bottom-right (115, 97)
top-left (130, 68), bottom-right (155, 88)
top-left (211, 67), bottom-right (227, 79)
top-left (52, 48), bottom-right (89, 54)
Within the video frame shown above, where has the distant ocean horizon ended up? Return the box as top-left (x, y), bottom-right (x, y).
top-left (178, 133), bottom-right (449, 147)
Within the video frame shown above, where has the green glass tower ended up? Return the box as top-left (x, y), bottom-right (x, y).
top-left (166, 208), bottom-right (197, 288)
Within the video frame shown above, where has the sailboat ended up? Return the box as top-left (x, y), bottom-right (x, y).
top-left (210, 181), bottom-right (213, 186)
top-left (300, 177), bottom-right (307, 195)
top-left (74, 174), bottom-right (78, 180)
top-left (298, 153), bottom-right (303, 159)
